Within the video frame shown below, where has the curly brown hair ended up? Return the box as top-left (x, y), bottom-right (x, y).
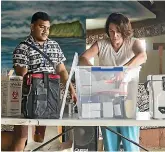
top-left (105, 13), bottom-right (133, 39)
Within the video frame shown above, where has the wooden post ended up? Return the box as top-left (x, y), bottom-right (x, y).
top-left (153, 43), bottom-right (165, 74)
top-left (158, 45), bottom-right (163, 74)
top-left (57, 126), bottom-right (63, 143)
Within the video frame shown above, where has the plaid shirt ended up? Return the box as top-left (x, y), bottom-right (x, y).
top-left (13, 35), bottom-right (66, 73)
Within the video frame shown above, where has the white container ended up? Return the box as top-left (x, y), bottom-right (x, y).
top-left (1, 74), bottom-right (23, 117)
top-left (147, 75), bottom-right (165, 119)
top-left (75, 61), bottom-right (141, 119)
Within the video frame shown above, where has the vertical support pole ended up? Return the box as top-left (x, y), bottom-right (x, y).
top-left (158, 45), bottom-right (164, 74)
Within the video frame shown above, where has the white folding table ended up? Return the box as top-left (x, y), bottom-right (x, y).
top-left (1, 112), bottom-right (165, 151)
top-left (1, 112), bottom-right (165, 126)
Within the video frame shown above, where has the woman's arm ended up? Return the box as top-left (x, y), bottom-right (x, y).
top-left (124, 39), bottom-right (147, 67)
top-left (79, 42), bottom-right (99, 66)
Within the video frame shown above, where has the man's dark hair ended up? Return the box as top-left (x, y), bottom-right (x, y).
top-left (31, 12), bottom-right (50, 23)
top-left (105, 13), bottom-right (133, 39)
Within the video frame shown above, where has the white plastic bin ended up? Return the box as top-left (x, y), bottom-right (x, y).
top-left (75, 66), bottom-right (141, 119)
top-left (1, 72), bottom-right (23, 117)
top-left (147, 75), bottom-right (165, 119)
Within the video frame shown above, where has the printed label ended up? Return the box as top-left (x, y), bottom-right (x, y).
top-left (114, 104), bottom-right (121, 116)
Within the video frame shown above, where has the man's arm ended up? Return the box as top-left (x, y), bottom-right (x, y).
top-left (14, 66), bottom-right (28, 77)
top-left (79, 42), bottom-right (99, 66)
top-left (13, 43), bottom-right (29, 77)
top-left (124, 39), bottom-right (147, 66)
top-left (56, 63), bottom-right (76, 100)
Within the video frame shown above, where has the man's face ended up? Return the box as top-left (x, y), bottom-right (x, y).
top-left (108, 23), bottom-right (123, 45)
top-left (31, 19), bottom-right (50, 42)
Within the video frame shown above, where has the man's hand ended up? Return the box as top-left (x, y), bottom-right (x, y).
top-left (70, 87), bottom-right (77, 103)
top-left (56, 63), bottom-right (77, 103)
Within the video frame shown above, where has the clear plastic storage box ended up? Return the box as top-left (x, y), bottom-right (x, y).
top-left (74, 55), bottom-right (141, 119)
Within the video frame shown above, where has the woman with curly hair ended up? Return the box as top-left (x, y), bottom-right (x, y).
top-left (80, 13), bottom-right (147, 151)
